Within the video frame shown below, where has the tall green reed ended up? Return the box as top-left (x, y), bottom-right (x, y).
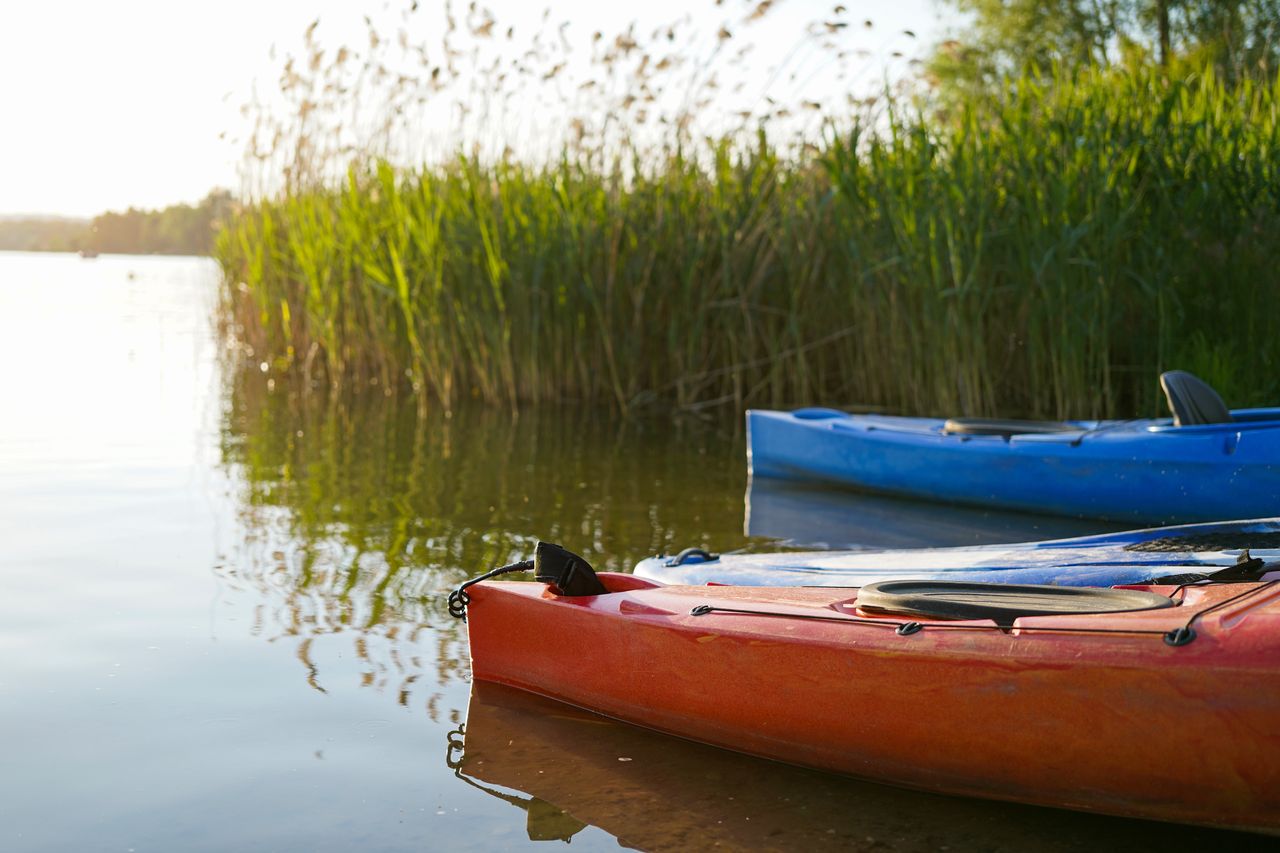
top-left (219, 62), bottom-right (1280, 417)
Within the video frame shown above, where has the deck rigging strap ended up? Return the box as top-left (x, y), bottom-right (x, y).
top-left (1068, 418), bottom-right (1146, 446)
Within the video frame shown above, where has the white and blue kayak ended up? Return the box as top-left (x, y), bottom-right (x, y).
top-left (748, 372), bottom-right (1280, 524)
top-left (634, 517), bottom-right (1280, 587)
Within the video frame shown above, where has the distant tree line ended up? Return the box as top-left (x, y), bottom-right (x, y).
top-left (0, 217), bottom-right (88, 252)
top-left (0, 190), bottom-right (235, 256)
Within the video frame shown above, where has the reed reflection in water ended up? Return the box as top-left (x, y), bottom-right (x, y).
top-left (216, 369), bottom-right (754, 704)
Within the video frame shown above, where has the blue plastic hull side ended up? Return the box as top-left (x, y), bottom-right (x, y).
top-left (746, 409), bottom-right (1280, 523)
top-left (634, 517), bottom-right (1280, 586)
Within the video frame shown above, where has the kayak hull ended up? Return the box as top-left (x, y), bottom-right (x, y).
top-left (635, 517), bottom-right (1280, 586)
top-left (464, 576), bottom-right (1280, 834)
top-left (747, 408), bottom-right (1280, 523)
top-left (458, 683), bottom-right (1262, 848)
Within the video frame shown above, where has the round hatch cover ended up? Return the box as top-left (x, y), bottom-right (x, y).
top-left (856, 580), bottom-right (1175, 622)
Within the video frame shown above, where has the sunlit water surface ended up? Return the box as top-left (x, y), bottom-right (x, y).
top-left (0, 252), bottom-right (1267, 852)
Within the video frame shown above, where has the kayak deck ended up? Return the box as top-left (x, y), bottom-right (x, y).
top-left (465, 573), bottom-right (1280, 834)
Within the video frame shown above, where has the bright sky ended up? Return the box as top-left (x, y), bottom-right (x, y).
top-left (0, 1), bottom-right (951, 218)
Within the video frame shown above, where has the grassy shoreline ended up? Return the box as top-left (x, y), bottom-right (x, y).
top-left (216, 66), bottom-right (1280, 418)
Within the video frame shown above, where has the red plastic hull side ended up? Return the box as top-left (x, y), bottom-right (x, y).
top-left (465, 581), bottom-right (1280, 834)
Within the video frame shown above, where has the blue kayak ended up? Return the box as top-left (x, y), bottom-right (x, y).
top-left (634, 517), bottom-right (1280, 586)
top-left (748, 372), bottom-right (1280, 524)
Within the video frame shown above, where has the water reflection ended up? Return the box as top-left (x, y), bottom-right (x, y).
top-left (745, 476), bottom-right (1123, 549)
top-left (454, 683), bottom-right (1269, 852)
top-left (216, 369), bottom-right (754, 700)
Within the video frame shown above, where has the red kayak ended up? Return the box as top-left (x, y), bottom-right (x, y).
top-left (455, 543), bottom-right (1280, 835)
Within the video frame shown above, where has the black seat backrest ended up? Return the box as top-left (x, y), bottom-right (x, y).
top-left (1159, 371), bottom-right (1233, 427)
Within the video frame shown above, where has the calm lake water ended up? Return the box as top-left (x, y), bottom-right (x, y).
top-left (0, 252), bottom-right (1267, 851)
